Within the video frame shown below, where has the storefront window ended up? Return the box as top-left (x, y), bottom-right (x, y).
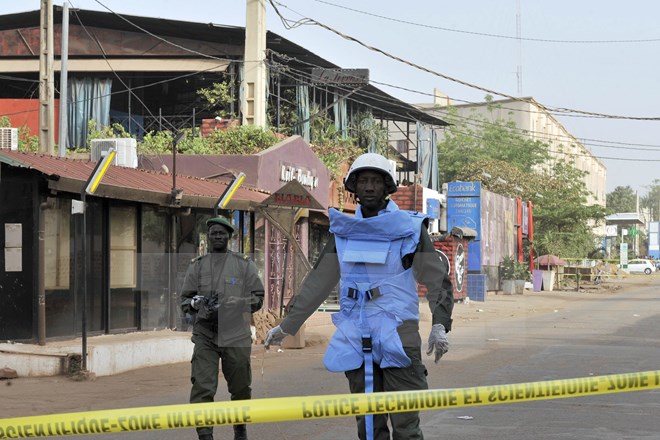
top-left (44, 199), bottom-right (74, 337)
top-left (139, 206), bottom-right (169, 330)
top-left (109, 205), bottom-right (138, 330)
top-left (86, 199), bottom-right (105, 334)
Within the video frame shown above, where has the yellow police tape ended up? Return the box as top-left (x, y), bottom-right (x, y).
top-left (1, 370), bottom-right (658, 438)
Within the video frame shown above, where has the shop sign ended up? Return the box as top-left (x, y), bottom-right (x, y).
top-left (260, 179), bottom-right (324, 210)
top-left (447, 181), bottom-right (481, 197)
top-left (311, 68), bottom-right (369, 85)
top-left (280, 164), bottom-right (319, 189)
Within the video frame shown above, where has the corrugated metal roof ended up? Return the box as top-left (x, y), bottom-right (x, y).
top-left (0, 151), bottom-right (268, 210)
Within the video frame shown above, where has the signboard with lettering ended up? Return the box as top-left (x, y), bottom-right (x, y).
top-left (260, 179), bottom-right (324, 210)
top-left (280, 163), bottom-right (319, 189)
top-left (447, 181), bottom-right (481, 271)
top-left (620, 243), bottom-right (628, 268)
top-left (649, 222), bottom-right (659, 258)
top-left (311, 68), bottom-right (369, 85)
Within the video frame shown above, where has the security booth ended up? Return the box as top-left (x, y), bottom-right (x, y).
top-left (429, 226), bottom-right (477, 301)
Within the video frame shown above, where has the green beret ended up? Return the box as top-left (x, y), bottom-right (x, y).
top-left (206, 216), bottom-right (234, 234)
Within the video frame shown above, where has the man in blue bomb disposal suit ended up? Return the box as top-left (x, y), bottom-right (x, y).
top-left (266, 153), bottom-right (454, 440)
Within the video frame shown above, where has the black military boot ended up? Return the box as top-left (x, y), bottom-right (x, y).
top-left (198, 434), bottom-right (213, 440)
top-left (233, 424), bottom-right (247, 440)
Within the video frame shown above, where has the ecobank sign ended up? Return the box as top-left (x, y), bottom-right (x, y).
top-left (447, 181), bottom-right (480, 197)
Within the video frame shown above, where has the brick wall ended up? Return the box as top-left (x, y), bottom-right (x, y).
top-left (200, 118), bottom-right (239, 137)
top-left (390, 184), bottom-right (425, 212)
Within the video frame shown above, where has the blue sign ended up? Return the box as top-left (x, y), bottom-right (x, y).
top-left (447, 181), bottom-right (481, 197)
top-left (447, 196), bottom-right (481, 239)
top-left (447, 181), bottom-right (482, 272)
top-left (426, 198), bottom-right (440, 219)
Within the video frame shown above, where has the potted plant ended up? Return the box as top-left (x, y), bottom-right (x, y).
top-left (500, 256), bottom-right (517, 295)
top-left (513, 260), bottom-right (530, 294)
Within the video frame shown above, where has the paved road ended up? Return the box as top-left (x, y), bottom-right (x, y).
top-left (423, 275), bottom-right (660, 440)
top-left (3, 275), bottom-right (659, 439)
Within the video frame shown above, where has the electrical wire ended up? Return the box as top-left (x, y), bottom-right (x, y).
top-left (310, 0), bottom-right (660, 44)
top-left (91, 0), bottom-right (232, 61)
top-left (17, 1), bottom-right (656, 165)
top-left (267, 72), bottom-right (656, 164)
top-left (266, 52), bottom-right (660, 153)
top-left (448, 126), bottom-right (660, 162)
top-left (267, 62), bottom-right (657, 163)
top-left (268, 0), bottom-right (660, 121)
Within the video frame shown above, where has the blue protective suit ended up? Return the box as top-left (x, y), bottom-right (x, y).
top-left (323, 200), bottom-right (428, 373)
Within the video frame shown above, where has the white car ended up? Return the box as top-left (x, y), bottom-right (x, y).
top-left (619, 259), bottom-right (656, 275)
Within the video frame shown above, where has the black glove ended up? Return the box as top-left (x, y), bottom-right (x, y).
top-left (197, 295), bottom-right (219, 321)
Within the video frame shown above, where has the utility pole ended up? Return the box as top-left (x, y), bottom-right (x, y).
top-left (516, 0), bottom-right (523, 96)
top-left (39, 0), bottom-right (55, 154)
top-left (242, 0), bottom-right (267, 127)
top-left (58, 2), bottom-right (70, 156)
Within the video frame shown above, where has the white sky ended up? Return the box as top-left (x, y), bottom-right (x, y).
top-left (3, 0), bottom-right (659, 196)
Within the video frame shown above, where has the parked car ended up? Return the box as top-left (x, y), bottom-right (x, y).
top-left (618, 259), bottom-right (656, 275)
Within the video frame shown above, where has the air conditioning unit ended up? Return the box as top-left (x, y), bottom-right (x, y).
top-left (90, 138), bottom-right (138, 168)
top-left (0, 128), bottom-right (18, 151)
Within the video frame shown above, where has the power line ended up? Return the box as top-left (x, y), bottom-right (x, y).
top-left (0, 75), bottom-right (41, 83)
top-left (367, 78), bottom-right (660, 148)
top-left (90, 0), bottom-right (230, 61)
top-left (269, 0), bottom-right (660, 121)
top-left (267, 61), bottom-right (657, 163)
top-left (24, 1), bottom-right (658, 163)
top-left (448, 127), bottom-right (660, 162)
top-left (267, 51), bottom-right (660, 153)
top-left (310, 0), bottom-right (660, 44)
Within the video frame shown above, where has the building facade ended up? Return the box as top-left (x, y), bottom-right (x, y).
top-left (417, 95), bottom-right (607, 214)
top-left (0, 149), bottom-right (267, 343)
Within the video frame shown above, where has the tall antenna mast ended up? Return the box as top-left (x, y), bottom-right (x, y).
top-left (516, 0), bottom-right (523, 96)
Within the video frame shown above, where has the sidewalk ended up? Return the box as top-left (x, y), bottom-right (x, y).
top-left (0, 286), bottom-right (621, 378)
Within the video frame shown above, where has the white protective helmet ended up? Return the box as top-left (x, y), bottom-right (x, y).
top-left (344, 153), bottom-right (398, 195)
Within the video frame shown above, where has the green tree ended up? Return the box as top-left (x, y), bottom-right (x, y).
top-left (606, 185), bottom-right (637, 213)
top-left (641, 179), bottom-right (660, 220)
top-left (0, 116), bottom-right (39, 152)
top-left (437, 97), bottom-right (549, 184)
top-left (443, 97), bottom-right (607, 259)
top-left (196, 80), bottom-right (235, 119)
top-left (459, 158), bottom-right (607, 258)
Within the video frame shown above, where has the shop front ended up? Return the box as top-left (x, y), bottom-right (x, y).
top-left (140, 135), bottom-right (332, 314)
top-left (0, 150), bottom-right (266, 343)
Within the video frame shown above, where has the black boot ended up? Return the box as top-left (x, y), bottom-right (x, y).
top-left (198, 434), bottom-right (213, 440)
top-left (233, 424), bottom-right (247, 440)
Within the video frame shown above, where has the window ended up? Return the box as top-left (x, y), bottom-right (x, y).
top-left (44, 199), bottom-right (71, 290)
top-left (110, 205), bottom-right (137, 288)
top-left (109, 205), bottom-right (138, 331)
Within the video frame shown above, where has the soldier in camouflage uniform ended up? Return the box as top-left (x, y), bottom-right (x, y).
top-left (181, 217), bottom-right (264, 440)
